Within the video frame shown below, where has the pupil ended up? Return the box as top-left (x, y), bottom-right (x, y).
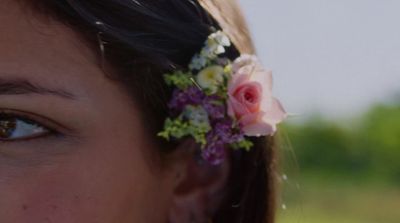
top-left (0, 118), bottom-right (16, 138)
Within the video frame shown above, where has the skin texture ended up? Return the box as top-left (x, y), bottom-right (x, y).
top-left (0, 1), bottom-right (231, 223)
top-left (0, 1), bottom-right (181, 222)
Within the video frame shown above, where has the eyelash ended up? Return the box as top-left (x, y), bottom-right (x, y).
top-left (0, 109), bottom-right (60, 142)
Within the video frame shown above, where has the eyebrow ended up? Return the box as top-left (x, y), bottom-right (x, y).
top-left (0, 78), bottom-right (76, 99)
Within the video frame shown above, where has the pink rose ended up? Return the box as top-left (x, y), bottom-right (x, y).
top-left (227, 55), bottom-right (287, 136)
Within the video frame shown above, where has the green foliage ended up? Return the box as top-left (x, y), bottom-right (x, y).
top-left (157, 117), bottom-right (211, 147)
top-left (277, 180), bottom-right (400, 223)
top-left (157, 118), bottom-right (187, 140)
top-left (277, 101), bottom-right (400, 223)
top-left (357, 103), bottom-right (400, 182)
top-left (280, 102), bottom-right (400, 185)
top-left (163, 71), bottom-right (194, 89)
top-left (231, 139), bottom-right (254, 151)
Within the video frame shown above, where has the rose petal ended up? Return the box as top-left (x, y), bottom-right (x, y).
top-left (240, 112), bottom-right (277, 136)
top-left (239, 112), bottom-right (261, 126)
top-left (227, 94), bottom-right (250, 118)
top-left (228, 54), bottom-right (287, 133)
top-left (233, 82), bottom-right (262, 112)
top-left (261, 97), bottom-right (287, 124)
top-left (242, 122), bottom-right (275, 136)
top-left (250, 67), bottom-right (273, 92)
top-left (232, 54), bottom-right (259, 73)
top-left (228, 73), bottom-right (250, 94)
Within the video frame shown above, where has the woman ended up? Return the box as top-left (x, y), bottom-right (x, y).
top-left (0, 0), bottom-right (286, 222)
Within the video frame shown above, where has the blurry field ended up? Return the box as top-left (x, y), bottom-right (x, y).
top-left (277, 179), bottom-right (400, 223)
top-left (275, 101), bottom-right (400, 223)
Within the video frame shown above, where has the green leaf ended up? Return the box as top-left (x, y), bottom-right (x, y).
top-left (231, 139), bottom-right (254, 152)
top-left (163, 71), bottom-right (194, 89)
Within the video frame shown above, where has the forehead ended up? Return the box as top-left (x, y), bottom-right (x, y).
top-left (0, 0), bottom-right (99, 85)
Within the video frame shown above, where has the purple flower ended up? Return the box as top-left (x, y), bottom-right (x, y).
top-left (202, 95), bottom-right (226, 119)
top-left (201, 119), bottom-right (245, 165)
top-left (168, 86), bottom-right (205, 111)
top-left (214, 119), bottom-right (245, 144)
top-left (201, 132), bottom-right (226, 165)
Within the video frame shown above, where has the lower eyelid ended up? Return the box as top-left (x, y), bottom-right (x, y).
top-left (0, 131), bottom-right (53, 143)
top-left (0, 133), bottom-right (77, 164)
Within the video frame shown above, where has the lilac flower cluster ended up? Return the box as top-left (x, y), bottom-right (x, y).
top-left (203, 95), bottom-right (225, 119)
top-left (168, 86), bottom-right (205, 112)
top-left (202, 118), bottom-right (245, 165)
top-left (168, 86), bottom-right (245, 165)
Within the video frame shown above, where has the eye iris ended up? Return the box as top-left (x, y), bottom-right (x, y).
top-left (0, 118), bottom-right (17, 138)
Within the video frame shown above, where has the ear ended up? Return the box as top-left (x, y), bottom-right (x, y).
top-left (168, 140), bottom-right (231, 223)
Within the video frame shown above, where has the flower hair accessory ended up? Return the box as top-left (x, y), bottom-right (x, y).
top-left (158, 30), bottom-right (287, 165)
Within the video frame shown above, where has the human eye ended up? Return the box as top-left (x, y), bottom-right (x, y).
top-left (0, 110), bottom-right (57, 142)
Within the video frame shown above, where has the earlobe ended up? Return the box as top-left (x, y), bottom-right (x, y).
top-left (168, 141), bottom-right (231, 223)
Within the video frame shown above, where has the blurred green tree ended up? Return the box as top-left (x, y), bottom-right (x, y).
top-left (280, 101), bottom-right (400, 185)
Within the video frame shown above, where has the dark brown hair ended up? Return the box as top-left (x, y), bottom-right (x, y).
top-left (24, 1), bottom-right (277, 222)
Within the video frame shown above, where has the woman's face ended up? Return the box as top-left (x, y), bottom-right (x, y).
top-left (0, 2), bottom-right (177, 222)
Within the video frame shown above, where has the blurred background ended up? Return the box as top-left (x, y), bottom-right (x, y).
top-left (239, 0), bottom-right (400, 223)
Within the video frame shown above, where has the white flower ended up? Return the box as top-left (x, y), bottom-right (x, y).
top-left (189, 31), bottom-right (232, 71)
top-left (201, 39), bottom-right (224, 58)
top-left (200, 45), bottom-right (214, 58)
top-left (184, 105), bottom-right (210, 126)
top-left (189, 55), bottom-right (207, 70)
top-left (196, 65), bottom-right (225, 93)
top-left (204, 31), bottom-right (231, 57)
top-left (209, 31), bottom-right (231, 47)
top-left (214, 44), bottom-right (226, 55)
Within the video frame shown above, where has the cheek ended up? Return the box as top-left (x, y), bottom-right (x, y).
top-left (0, 136), bottom-right (169, 223)
top-left (0, 164), bottom-right (82, 222)
top-left (0, 169), bottom-right (90, 223)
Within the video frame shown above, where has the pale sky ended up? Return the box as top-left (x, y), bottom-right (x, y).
top-left (239, 0), bottom-right (400, 119)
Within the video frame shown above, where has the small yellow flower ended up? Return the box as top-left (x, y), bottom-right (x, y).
top-left (224, 64), bottom-right (232, 75)
top-left (196, 65), bottom-right (224, 93)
